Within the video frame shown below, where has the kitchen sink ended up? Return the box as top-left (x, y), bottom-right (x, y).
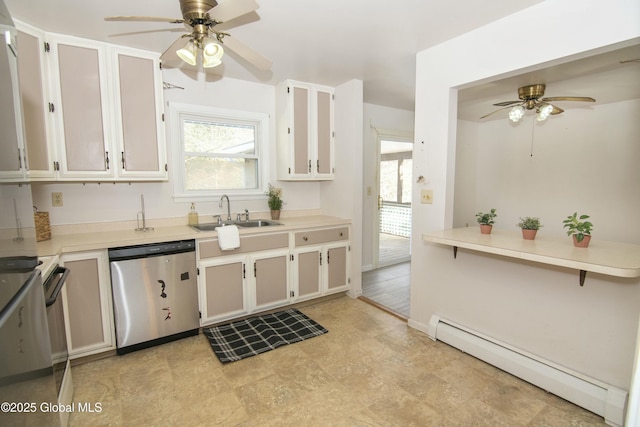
top-left (235, 219), bottom-right (282, 228)
top-left (190, 223), bottom-right (223, 232)
top-left (191, 219), bottom-right (281, 232)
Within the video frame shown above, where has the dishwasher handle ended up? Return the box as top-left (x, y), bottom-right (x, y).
top-left (108, 240), bottom-right (195, 261)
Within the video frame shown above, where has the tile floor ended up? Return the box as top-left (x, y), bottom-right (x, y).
top-left (69, 296), bottom-right (605, 426)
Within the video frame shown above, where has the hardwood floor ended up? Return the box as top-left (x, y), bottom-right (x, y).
top-left (378, 233), bottom-right (410, 266)
top-left (361, 262), bottom-right (410, 318)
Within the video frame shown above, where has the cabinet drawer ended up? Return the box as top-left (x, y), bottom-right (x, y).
top-left (295, 227), bottom-right (349, 247)
top-left (198, 232), bottom-right (289, 259)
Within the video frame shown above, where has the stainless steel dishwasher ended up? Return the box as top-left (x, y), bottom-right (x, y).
top-left (109, 240), bottom-right (198, 355)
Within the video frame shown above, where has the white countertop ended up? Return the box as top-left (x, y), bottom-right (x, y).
top-left (37, 215), bottom-right (351, 257)
top-left (422, 227), bottom-right (640, 279)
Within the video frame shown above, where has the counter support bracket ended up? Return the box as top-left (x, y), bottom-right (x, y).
top-left (579, 270), bottom-right (587, 287)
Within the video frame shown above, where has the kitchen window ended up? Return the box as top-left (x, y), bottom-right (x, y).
top-left (170, 103), bottom-right (269, 199)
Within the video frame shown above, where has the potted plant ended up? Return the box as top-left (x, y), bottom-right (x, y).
top-left (475, 208), bottom-right (497, 234)
top-left (266, 183), bottom-right (283, 220)
top-left (517, 217), bottom-right (542, 240)
top-left (562, 212), bottom-right (593, 248)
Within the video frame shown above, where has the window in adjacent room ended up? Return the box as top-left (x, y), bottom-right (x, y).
top-left (170, 103), bottom-right (269, 199)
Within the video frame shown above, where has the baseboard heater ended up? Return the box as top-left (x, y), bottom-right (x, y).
top-left (427, 315), bottom-right (628, 427)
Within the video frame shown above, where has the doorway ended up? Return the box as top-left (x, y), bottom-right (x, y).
top-left (375, 137), bottom-right (412, 267)
top-left (361, 131), bottom-right (412, 319)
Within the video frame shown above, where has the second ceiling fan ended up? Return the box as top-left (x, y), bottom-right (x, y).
top-left (105, 0), bottom-right (272, 71)
top-left (481, 84), bottom-right (595, 122)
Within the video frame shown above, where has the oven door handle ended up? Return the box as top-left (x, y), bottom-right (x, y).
top-left (45, 266), bottom-right (70, 307)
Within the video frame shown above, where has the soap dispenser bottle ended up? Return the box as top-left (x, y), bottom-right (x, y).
top-left (188, 203), bottom-right (199, 226)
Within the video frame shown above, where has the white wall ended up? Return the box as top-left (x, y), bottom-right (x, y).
top-left (323, 79), bottom-right (365, 296)
top-left (454, 99), bottom-right (640, 244)
top-left (411, 0), bottom-right (640, 393)
top-left (32, 70), bottom-right (323, 225)
top-left (362, 103), bottom-right (415, 269)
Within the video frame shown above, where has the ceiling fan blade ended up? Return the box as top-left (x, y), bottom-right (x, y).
top-left (493, 100), bottom-right (522, 107)
top-left (541, 96), bottom-right (596, 103)
top-left (480, 105), bottom-right (517, 119)
top-left (550, 105), bottom-right (564, 115)
top-left (221, 36), bottom-right (272, 71)
top-left (105, 16), bottom-right (184, 24)
top-left (537, 101), bottom-right (564, 116)
top-left (208, 0), bottom-right (259, 23)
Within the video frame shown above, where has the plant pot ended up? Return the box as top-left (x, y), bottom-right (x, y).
top-left (270, 209), bottom-right (281, 220)
top-left (480, 224), bottom-right (492, 234)
top-left (521, 229), bottom-right (537, 240)
top-left (573, 235), bottom-right (591, 248)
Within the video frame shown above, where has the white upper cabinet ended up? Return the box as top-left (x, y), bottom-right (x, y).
top-left (49, 35), bottom-right (114, 180)
top-left (111, 48), bottom-right (166, 179)
top-left (276, 80), bottom-right (335, 181)
top-left (0, 23), bottom-right (27, 181)
top-left (14, 23), bottom-right (167, 182)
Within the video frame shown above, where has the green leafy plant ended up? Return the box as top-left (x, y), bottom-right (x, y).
top-left (517, 217), bottom-right (542, 230)
top-left (562, 212), bottom-right (593, 242)
top-left (475, 208), bottom-right (497, 225)
top-left (266, 183), bottom-right (283, 210)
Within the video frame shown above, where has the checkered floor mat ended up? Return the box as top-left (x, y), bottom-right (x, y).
top-left (203, 308), bottom-right (328, 363)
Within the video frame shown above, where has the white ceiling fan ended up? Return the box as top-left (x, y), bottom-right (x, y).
top-left (105, 0), bottom-right (271, 71)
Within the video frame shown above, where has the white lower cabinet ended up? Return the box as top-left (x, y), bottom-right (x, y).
top-left (252, 249), bottom-right (291, 312)
top-left (197, 227), bottom-right (349, 325)
top-left (60, 250), bottom-right (115, 358)
top-left (292, 226), bottom-right (350, 301)
top-left (197, 233), bottom-right (291, 326)
top-left (198, 248), bottom-right (291, 325)
top-left (198, 254), bottom-right (250, 325)
top-left (292, 247), bottom-right (322, 302)
top-left (292, 240), bottom-right (349, 303)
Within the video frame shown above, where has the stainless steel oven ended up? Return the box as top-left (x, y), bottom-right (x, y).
top-left (0, 258), bottom-right (60, 426)
top-left (41, 260), bottom-right (71, 407)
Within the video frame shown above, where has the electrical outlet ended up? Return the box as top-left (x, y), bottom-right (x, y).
top-left (420, 189), bottom-right (433, 204)
top-left (52, 192), bottom-right (63, 207)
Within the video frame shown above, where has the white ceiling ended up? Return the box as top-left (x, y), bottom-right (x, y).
top-left (5, 0), bottom-right (546, 111)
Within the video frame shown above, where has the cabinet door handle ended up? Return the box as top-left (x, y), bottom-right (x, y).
top-left (121, 151), bottom-right (125, 170)
top-left (303, 236), bottom-right (308, 241)
top-left (339, 232), bottom-right (343, 237)
top-left (308, 160), bottom-right (311, 173)
top-left (243, 263), bottom-right (246, 279)
top-left (317, 160), bottom-right (320, 173)
top-left (105, 151), bottom-right (110, 170)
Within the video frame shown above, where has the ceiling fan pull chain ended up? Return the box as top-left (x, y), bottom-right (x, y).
top-left (530, 117), bottom-right (535, 158)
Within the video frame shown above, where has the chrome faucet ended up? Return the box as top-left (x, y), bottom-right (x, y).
top-left (219, 195), bottom-right (231, 222)
top-left (236, 209), bottom-right (250, 222)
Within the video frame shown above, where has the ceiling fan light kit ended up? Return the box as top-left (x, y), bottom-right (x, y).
top-left (105, 0), bottom-right (271, 71)
top-left (508, 106), bottom-right (525, 122)
top-left (176, 40), bottom-right (198, 65)
top-left (483, 83), bottom-right (596, 122)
